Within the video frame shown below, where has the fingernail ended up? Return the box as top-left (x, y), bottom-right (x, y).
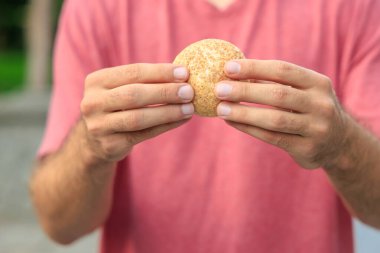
top-left (173, 67), bottom-right (188, 80)
top-left (217, 103), bottom-right (231, 116)
top-left (216, 83), bottom-right (232, 97)
top-left (181, 103), bottom-right (194, 115)
top-left (178, 85), bottom-right (194, 100)
top-left (225, 61), bottom-right (241, 74)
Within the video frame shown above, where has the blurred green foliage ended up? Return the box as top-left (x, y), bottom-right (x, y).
top-left (0, 1), bottom-right (27, 92)
top-left (0, 0), bottom-right (63, 93)
top-left (0, 51), bottom-right (25, 92)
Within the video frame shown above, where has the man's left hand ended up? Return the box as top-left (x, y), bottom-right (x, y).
top-left (216, 59), bottom-right (350, 169)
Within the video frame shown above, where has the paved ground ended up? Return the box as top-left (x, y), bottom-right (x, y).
top-left (0, 92), bottom-right (380, 253)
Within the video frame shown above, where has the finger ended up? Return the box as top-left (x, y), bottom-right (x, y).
top-left (215, 81), bottom-right (311, 113)
top-left (104, 83), bottom-right (194, 111)
top-left (224, 59), bottom-right (327, 89)
top-left (86, 63), bottom-right (189, 89)
top-left (225, 120), bottom-right (320, 169)
top-left (104, 103), bottom-right (194, 132)
top-left (126, 118), bottom-right (191, 146)
top-left (217, 102), bottom-right (310, 136)
top-left (91, 118), bottom-right (190, 162)
top-left (255, 80), bottom-right (277, 84)
top-left (225, 121), bottom-right (302, 152)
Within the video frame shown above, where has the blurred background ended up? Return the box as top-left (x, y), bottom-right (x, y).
top-left (0, 1), bottom-right (98, 252)
top-left (0, 0), bottom-right (380, 252)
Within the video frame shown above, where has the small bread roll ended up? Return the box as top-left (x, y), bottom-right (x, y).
top-left (173, 39), bottom-right (245, 117)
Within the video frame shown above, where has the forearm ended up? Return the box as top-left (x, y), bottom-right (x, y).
top-left (30, 120), bottom-right (117, 244)
top-left (324, 114), bottom-right (380, 228)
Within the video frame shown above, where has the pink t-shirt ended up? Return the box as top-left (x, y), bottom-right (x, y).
top-left (39, 0), bottom-right (380, 252)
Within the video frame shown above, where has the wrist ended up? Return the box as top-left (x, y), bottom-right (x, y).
top-left (323, 112), bottom-right (360, 172)
top-left (76, 120), bottom-right (117, 171)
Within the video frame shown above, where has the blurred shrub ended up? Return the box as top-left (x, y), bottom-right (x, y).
top-left (0, 1), bottom-right (28, 92)
top-left (0, 50), bottom-right (25, 92)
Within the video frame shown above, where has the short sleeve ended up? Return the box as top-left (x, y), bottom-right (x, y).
top-left (340, 0), bottom-right (380, 136)
top-left (37, 0), bottom-right (110, 158)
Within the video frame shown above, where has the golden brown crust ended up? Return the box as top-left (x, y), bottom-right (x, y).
top-left (173, 39), bottom-right (245, 117)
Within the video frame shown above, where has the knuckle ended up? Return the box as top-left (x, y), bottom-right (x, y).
top-left (275, 61), bottom-right (294, 79)
top-left (107, 66), bottom-right (125, 83)
top-left (261, 131), bottom-right (276, 143)
top-left (270, 86), bottom-right (289, 101)
top-left (117, 86), bottom-right (140, 107)
top-left (314, 122), bottom-right (330, 137)
top-left (124, 111), bottom-right (144, 131)
top-left (85, 69), bottom-right (107, 88)
top-left (245, 60), bottom-right (257, 76)
top-left (270, 114), bottom-right (287, 130)
top-left (84, 72), bottom-right (97, 88)
top-left (240, 83), bottom-right (252, 99)
top-left (271, 134), bottom-right (290, 150)
top-left (289, 117), bottom-right (307, 134)
top-left (317, 98), bottom-right (335, 117)
top-left (159, 85), bottom-right (172, 101)
top-left (80, 97), bottom-right (98, 115)
top-left (319, 75), bottom-right (332, 90)
top-left (126, 64), bottom-right (143, 81)
top-left (108, 89), bottom-right (121, 102)
top-left (302, 143), bottom-right (318, 160)
top-left (125, 133), bottom-right (139, 146)
top-left (101, 139), bottom-right (118, 158)
top-left (297, 91), bottom-right (312, 109)
top-left (80, 99), bottom-right (89, 115)
top-left (86, 120), bottom-right (102, 136)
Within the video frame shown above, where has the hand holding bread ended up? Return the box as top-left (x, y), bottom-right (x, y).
top-left (80, 64), bottom-right (194, 162)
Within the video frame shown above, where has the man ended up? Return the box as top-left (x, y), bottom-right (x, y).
top-left (30, 0), bottom-right (380, 252)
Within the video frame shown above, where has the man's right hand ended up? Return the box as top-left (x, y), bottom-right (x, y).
top-left (31, 63), bottom-right (193, 244)
top-left (80, 63), bottom-right (194, 163)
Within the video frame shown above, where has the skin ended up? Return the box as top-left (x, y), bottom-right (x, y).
top-left (216, 59), bottom-right (380, 228)
top-left (29, 63), bottom-right (195, 244)
top-left (30, 60), bottom-right (380, 245)
top-left (207, 0), bottom-right (235, 9)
